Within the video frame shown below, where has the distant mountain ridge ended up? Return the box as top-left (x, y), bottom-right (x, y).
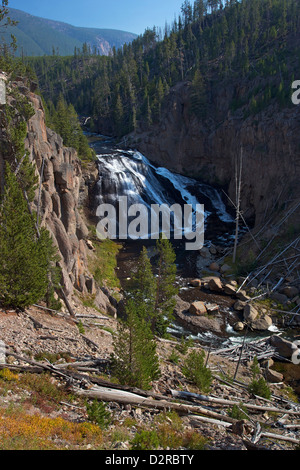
top-left (1, 8), bottom-right (137, 56)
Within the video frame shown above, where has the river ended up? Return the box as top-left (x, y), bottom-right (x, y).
top-left (88, 134), bottom-right (300, 397)
top-left (89, 135), bottom-right (266, 344)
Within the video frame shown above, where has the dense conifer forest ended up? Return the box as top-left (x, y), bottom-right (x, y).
top-left (25, 0), bottom-right (300, 137)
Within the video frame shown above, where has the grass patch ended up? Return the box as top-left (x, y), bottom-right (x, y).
top-left (130, 411), bottom-right (209, 450)
top-left (88, 236), bottom-right (121, 290)
top-left (19, 372), bottom-right (74, 412)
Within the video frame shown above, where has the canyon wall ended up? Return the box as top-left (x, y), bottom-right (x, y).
top-left (132, 80), bottom-right (300, 230)
top-left (0, 77), bottom-right (114, 314)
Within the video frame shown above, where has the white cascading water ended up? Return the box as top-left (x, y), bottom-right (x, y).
top-left (95, 148), bottom-right (235, 244)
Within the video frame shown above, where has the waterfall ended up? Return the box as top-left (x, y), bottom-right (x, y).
top-left (95, 148), bottom-right (235, 246)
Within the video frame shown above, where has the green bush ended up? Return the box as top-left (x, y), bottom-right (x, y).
top-left (248, 377), bottom-right (271, 400)
top-left (182, 350), bottom-right (212, 393)
top-left (86, 400), bottom-right (111, 429)
top-left (228, 403), bottom-right (249, 421)
top-left (130, 430), bottom-right (159, 450)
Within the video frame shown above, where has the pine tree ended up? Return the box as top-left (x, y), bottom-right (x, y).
top-left (154, 237), bottom-right (178, 337)
top-left (111, 299), bottom-right (160, 390)
top-left (0, 164), bottom-right (59, 308)
top-left (113, 92), bottom-right (124, 137)
top-left (190, 68), bottom-right (207, 118)
top-left (131, 246), bottom-right (156, 319)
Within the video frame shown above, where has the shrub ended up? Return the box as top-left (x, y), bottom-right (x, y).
top-left (130, 430), bottom-right (159, 450)
top-left (86, 400), bottom-right (111, 429)
top-left (248, 377), bottom-right (271, 400)
top-left (228, 403), bottom-right (249, 420)
top-left (182, 350), bottom-right (212, 393)
top-left (168, 349), bottom-right (180, 364)
top-left (0, 368), bottom-right (19, 382)
top-left (182, 430), bottom-right (208, 450)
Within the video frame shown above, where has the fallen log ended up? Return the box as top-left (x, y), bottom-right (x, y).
top-left (75, 314), bottom-right (110, 320)
top-left (188, 414), bottom-right (232, 428)
top-left (260, 431), bottom-right (299, 445)
top-left (5, 351), bottom-right (75, 381)
top-left (54, 359), bottom-right (109, 369)
top-left (73, 386), bottom-right (238, 424)
top-left (169, 390), bottom-right (300, 416)
top-left (0, 363), bottom-right (43, 373)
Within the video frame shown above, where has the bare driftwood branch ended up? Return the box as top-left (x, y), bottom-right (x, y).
top-left (169, 390), bottom-right (300, 416)
top-left (260, 431), bottom-right (299, 445)
top-left (188, 414), bottom-right (232, 428)
top-left (72, 385), bottom-right (238, 424)
top-left (0, 363), bottom-right (43, 373)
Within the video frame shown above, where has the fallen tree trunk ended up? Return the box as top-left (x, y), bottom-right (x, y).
top-left (188, 414), bottom-right (232, 428)
top-left (260, 431), bottom-right (299, 445)
top-left (169, 390), bottom-right (300, 416)
top-left (73, 386), bottom-right (238, 425)
top-left (0, 363), bottom-right (43, 373)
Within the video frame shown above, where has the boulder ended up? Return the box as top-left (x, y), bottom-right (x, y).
top-left (269, 335), bottom-right (297, 359)
top-left (250, 314), bottom-right (272, 331)
top-left (270, 292), bottom-right (288, 305)
top-left (205, 303), bottom-right (219, 314)
top-left (174, 295), bottom-right (190, 310)
top-left (189, 301), bottom-right (207, 316)
top-left (220, 263), bottom-right (231, 274)
top-left (264, 368), bottom-right (284, 384)
top-left (260, 358), bottom-right (274, 369)
top-left (208, 277), bottom-right (223, 293)
top-left (190, 279), bottom-right (202, 287)
top-left (280, 286), bottom-right (299, 298)
top-left (243, 304), bottom-right (272, 331)
top-left (209, 262), bottom-right (219, 272)
top-left (236, 290), bottom-right (251, 301)
top-left (243, 304), bottom-right (259, 322)
top-left (234, 322), bottom-right (244, 332)
top-left (224, 283), bottom-right (237, 295)
top-left (234, 300), bottom-right (247, 311)
top-left (199, 247), bottom-right (211, 258)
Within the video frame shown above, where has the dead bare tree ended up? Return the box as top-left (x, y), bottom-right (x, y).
top-left (233, 147), bottom-right (243, 264)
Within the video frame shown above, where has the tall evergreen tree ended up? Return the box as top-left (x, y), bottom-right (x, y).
top-left (131, 246), bottom-right (156, 314)
top-left (0, 164), bottom-right (59, 308)
top-left (111, 299), bottom-right (160, 390)
top-left (154, 237), bottom-right (178, 337)
top-left (128, 241), bottom-right (178, 337)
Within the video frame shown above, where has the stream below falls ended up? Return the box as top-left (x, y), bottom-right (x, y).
top-left (90, 135), bottom-right (276, 345)
top-left (89, 135), bottom-right (300, 396)
top-left (90, 136), bottom-right (298, 348)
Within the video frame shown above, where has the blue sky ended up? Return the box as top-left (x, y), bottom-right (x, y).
top-left (7, 0), bottom-right (185, 34)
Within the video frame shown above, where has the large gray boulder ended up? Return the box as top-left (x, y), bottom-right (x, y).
top-left (243, 304), bottom-right (259, 322)
top-left (250, 315), bottom-right (272, 331)
top-left (269, 335), bottom-right (297, 359)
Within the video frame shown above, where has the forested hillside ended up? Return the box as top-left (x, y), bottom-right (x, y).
top-left (27, 0), bottom-right (300, 137)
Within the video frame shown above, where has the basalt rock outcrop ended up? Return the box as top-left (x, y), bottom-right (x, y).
top-left (1, 76), bottom-right (114, 315)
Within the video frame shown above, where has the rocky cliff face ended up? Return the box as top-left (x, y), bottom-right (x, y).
top-left (26, 91), bottom-right (88, 297)
top-left (1, 76), bottom-right (114, 314)
top-left (132, 80), bottom-right (300, 231)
